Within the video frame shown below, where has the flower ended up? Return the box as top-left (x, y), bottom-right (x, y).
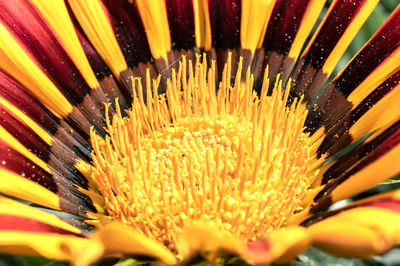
top-left (0, 0), bottom-right (399, 265)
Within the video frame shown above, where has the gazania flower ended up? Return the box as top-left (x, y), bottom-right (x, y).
top-left (0, 0), bottom-right (400, 265)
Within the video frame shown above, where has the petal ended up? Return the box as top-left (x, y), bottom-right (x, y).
top-left (292, 0), bottom-right (380, 100)
top-left (240, 0), bottom-right (274, 54)
top-left (182, 224), bottom-right (310, 265)
top-left (67, 0), bottom-right (128, 78)
top-left (307, 198), bottom-right (400, 258)
top-left (318, 69), bottom-right (400, 156)
top-left (193, 0), bottom-right (212, 50)
top-left (0, 0), bottom-right (120, 137)
top-left (248, 226), bottom-right (311, 264)
top-left (0, 197), bottom-right (103, 264)
top-left (308, 0), bottom-right (379, 75)
top-left (341, 7), bottom-right (400, 108)
top-left (0, 9), bottom-right (108, 138)
top-left (307, 5), bottom-right (400, 153)
top-left (0, 21), bottom-right (72, 117)
top-left (67, 0), bottom-right (160, 99)
top-left (0, 73), bottom-right (97, 215)
top-left (0, 196), bottom-right (81, 234)
top-left (208, 0), bottom-right (240, 50)
top-left (309, 222), bottom-right (392, 258)
top-left (0, 133), bottom-right (95, 216)
top-left (311, 119), bottom-right (400, 212)
top-left (0, 71), bottom-right (60, 134)
top-left (304, 188), bottom-right (400, 226)
top-left (99, 0), bottom-right (152, 68)
top-left (0, 121), bottom-right (51, 174)
top-left (0, 157), bottom-right (59, 210)
top-left (135, 0), bottom-right (171, 61)
top-left (0, 0), bottom-right (90, 101)
top-left (264, 0), bottom-right (325, 60)
top-left (262, 0), bottom-right (326, 83)
top-left (349, 70), bottom-right (400, 142)
top-left (183, 223), bottom-right (247, 261)
top-left (0, 71), bottom-right (92, 162)
top-left (29, 0), bottom-right (100, 90)
top-left (89, 222), bottom-right (177, 265)
top-left (0, 232), bottom-right (102, 264)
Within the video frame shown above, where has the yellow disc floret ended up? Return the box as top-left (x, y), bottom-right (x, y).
top-left (89, 54), bottom-right (321, 254)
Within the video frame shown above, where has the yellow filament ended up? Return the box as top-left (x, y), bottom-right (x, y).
top-left (88, 54), bottom-right (321, 256)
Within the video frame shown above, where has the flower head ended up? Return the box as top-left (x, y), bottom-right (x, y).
top-left (0, 0), bottom-right (399, 265)
top-left (88, 55), bottom-right (322, 256)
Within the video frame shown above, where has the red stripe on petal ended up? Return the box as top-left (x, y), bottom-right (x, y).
top-left (0, 71), bottom-right (60, 135)
top-left (304, 197), bottom-right (400, 227)
top-left (209, 0), bottom-right (241, 49)
top-left (344, 126), bottom-right (400, 172)
top-left (335, 8), bottom-right (400, 97)
top-left (263, 0), bottom-right (309, 55)
top-left (0, 214), bottom-right (79, 235)
top-left (166, 0), bottom-right (196, 50)
top-left (0, 139), bottom-right (97, 215)
top-left (305, 8), bottom-right (400, 140)
top-left (321, 119), bottom-right (400, 185)
top-left (0, 0), bottom-right (91, 105)
top-left (100, 0), bottom-right (152, 68)
top-left (247, 237), bottom-right (270, 254)
top-left (73, 30), bottom-right (129, 109)
top-left (315, 69), bottom-right (400, 155)
top-left (0, 105), bottom-right (50, 161)
top-left (68, 20), bottom-right (114, 82)
top-left (0, 71), bottom-right (94, 166)
top-left (0, 141), bottom-right (57, 193)
top-left (312, 121), bottom-right (400, 211)
top-left (357, 198), bottom-right (400, 212)
top-left (351, 70), bottom-right (400, 126)
top-left (304, 0), bottom-right (367, 70)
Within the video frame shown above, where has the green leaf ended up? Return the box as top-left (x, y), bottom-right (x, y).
top-left (380, 179), bottom-right (400, 185)
top-left (370, 248), bottom-right (400, 266)
top-left (293, 248), bottom-right (367, 266)
top-left (0, 255), bottom-right (64, 266)
top-left (115, 258), bottom-right (137, 266)
top-left (292, 247), bottom-right (400, 266)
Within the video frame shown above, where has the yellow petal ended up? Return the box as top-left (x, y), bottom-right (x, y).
top-left (0, 232), bottom-right (103, 265)
top-left (263, 226), bottom-right (310, 263)
top-left (183, 223), bottom-right (247, 261)
top-left (90, 222), bottom-right (177, 265)
top-left (0, 168), bottom-right (59, 210)
top-left (0, 196), bottom-right (80, 234)
top-left (308, 207), bottom-right (400, 258)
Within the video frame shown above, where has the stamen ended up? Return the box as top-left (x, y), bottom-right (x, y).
top-left (88, 53), bottom-right (321, 255)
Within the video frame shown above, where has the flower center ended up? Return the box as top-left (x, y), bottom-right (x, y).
top-left (88, 54), bottom-right (321, 254)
